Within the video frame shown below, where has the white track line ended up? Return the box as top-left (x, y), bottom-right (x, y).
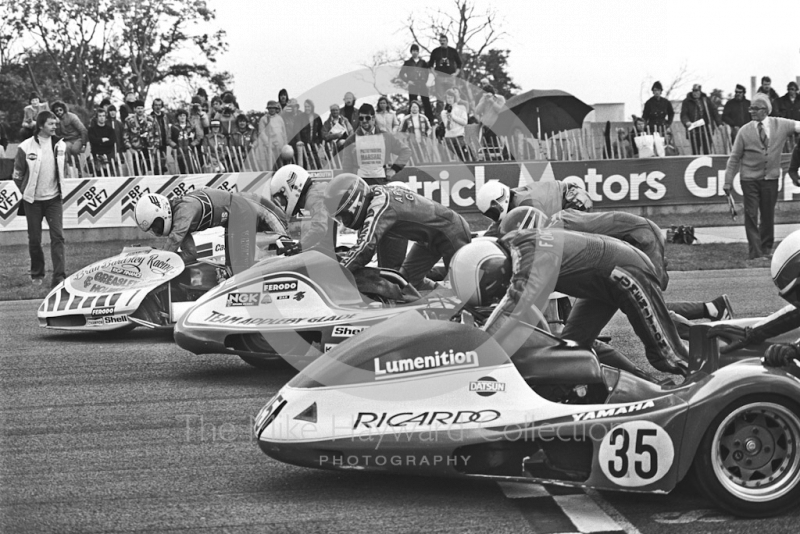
top-left (584, 489), bottom-right (642, 534)
top-left (554, 494), bottom-right (622, 533)
top-left (498, 481), bottom-right (551, 499)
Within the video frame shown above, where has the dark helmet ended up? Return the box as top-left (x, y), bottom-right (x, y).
top-left (499, 206), bottom-right (548, 235)
top-left (772, 229), bottom-right (800, 306)
top-left (323, 173), bottom-right (371, 229)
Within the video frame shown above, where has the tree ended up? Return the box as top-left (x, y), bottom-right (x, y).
top-left (462, 48), bottom-right (519, 98)
top-left (114, 0), bottom-right (230, 101)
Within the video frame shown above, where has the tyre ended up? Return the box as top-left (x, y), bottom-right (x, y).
top-left (238, 354), bottom-right (276, 368)
top-left (691, 395), bottom-right (800, 517)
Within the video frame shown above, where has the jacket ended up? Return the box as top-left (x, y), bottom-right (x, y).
top-left (778, 94), bottom-right (800, 121)
top-left (12, 134), bottom-right (67, 203)
top-left (725, 117), bottom-right (800, 183)
top-left (88, 120), bottom-right (116, 156)
top-left (22, 103), bottom-right (50, 129)
top-left (150, 111), bottom-right (171, 149)
top-left (341, 124), bottom-right (412, 178)
top-left (299, 113), bottom-right (323, 147)
top-left (721, 97), bottom-right (751, 128)
top-left (400, 58), bottom-right (429, 92)
top-left (124, 114), bottom-right (160, 151)
top-left (229, 125), bottom-right (255, 150)
top-left (322, 115), bottom-right (353, 143)
top-left (484, 181), bottom-right (570, 237)
top-left (55, 104), bottom-right (88, 143)
top-left (170, 123), bottom-right (199, 150)
top-left (680, 92), bottom-right (719, 129)
top-left (400, 113), bottom-right (432, 139)
top-left (642, 96), bottom-right (674, 129)
top-left (340, 185), bottom-right (471, 272)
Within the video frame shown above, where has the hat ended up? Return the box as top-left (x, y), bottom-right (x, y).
top-left (236, 113), bottom-right (249, 123)
top-left (652, 81), bottom-right (663, 91)
top-left (788, 81), bottom-right (799, 91)
top-left (133, 100), bottom-right (145, 108)
top-left (752, 93), bottom-right (772, 114)
top-left (267, 100), bottom-right (280, 109)
top-left (210, 119), bottom-right (221, 127)
top-left (483, 84), bottom-right (495, 94)
top-left (410, 44), bottom-right (419, 52)
top-left (692, 84), bottom-right (702, 92)
top-left (358, 103), bottom-right (375, 116)
top-left (735, 84), bottom-right (746, 93)
top-left (191, 96), bottom-right (203, 104)
top-left (29, 92), bottom-right (40, 102)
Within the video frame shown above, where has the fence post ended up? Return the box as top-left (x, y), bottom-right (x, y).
top-left (296, 141), bottom-right (305, 168)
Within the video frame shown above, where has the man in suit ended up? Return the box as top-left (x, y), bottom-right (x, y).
top-left (724, 94), bottom-right (800, 260)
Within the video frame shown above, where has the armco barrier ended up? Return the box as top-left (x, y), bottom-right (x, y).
top-left (2, 155), bottom-right (798, 234)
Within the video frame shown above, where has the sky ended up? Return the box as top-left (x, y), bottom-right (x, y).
top-left (209, 0), bottom-right (799, 117)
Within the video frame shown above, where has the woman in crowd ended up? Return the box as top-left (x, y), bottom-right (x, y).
top-left (374, 96), bottom-right (399, 132)
top-left (441, 88), bottom-right (468, 161)
top-left (299, 99), bottom-right (324, 168)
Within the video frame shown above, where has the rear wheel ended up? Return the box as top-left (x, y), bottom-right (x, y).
top-left (692, 395), bottom-right (800, 517)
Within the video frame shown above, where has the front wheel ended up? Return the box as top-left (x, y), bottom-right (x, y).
top-left (692, 395), bottom-right (800, 518)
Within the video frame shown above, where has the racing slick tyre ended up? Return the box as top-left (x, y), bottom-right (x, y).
top-left (691, 394), bottom-right (800, 517)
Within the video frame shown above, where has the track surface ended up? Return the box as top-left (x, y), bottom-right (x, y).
top-left (1, 269), bottom-right (798, 533)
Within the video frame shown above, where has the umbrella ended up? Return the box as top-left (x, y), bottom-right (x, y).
top-left (495, 89), bottom-right (593, 138)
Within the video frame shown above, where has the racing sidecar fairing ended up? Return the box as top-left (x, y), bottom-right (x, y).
top-left (254, 312), bottom-right (800, 518)
top-left (173, 251), bottom-right (459, 365)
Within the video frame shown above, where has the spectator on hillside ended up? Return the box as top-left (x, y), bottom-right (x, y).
top-left (87, 108), bottom-right (116, 174)
top-left (169, 109), bottom-right (201, 174)
top-left (474, 83), bottom-right (506, 148)
top-left (254, 100), bottom-right (286, 170)
top-left (341, 103), bottom-right (411, 184)
top-left (98, 98), bottom-right (112, 111)
top-left (341, 92), bottom-right (357, 129)
top-left (209, 95), bottom-right (223, 121)
top-left (124, 100), bottom-right (160, 174)
top-left (217, 93), bottom-right (240, 138)
top-left (778, 82), bottom-right (800, 121)
top-left (51, 101), bottom-right (88, 160)
top-left (441, 88), bottom-right (469, 161)
top-left (194, 88), bottom-right (209, 106)
top-left (680, 83), bottom-right (720, 155)
top-left (722, 84), bottom-right (750, 141)
top-left (119, 91), bottom-right (137, 122)
top-left (757, 76), bottom-right (781, 117)
top-left (375, 96), bottom-right (399, 133)
top-left (21, 93), bottom-right (50, 140)
top-left (299, 99), bottom-right (323, 168)
top-left (400, 44), bottom-right (432, 121)
top-left (189, 96), bottom-right (209, 139)
top-left (642, 81), bottom-right (674, 135)
top-left (278, 89), bottom-right (289, 111)
top-left (322, 103), bottom-right (353, 152)
top-left (229, 114), bottom-right (255, 152)
top-left (400, 100), bottom-right (432, 142)
top-left (429, 34), bottom-right (462, 103)
top-left (150, 98), bottom-right (171, 171)
top-left (203, 119), bottom-right (229, 171)
top-left (106, 105), bottom-right (125, 155)
top-left (282, 98), bottom-right (302, 152)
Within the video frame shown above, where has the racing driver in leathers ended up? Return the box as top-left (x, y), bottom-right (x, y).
top-left (324, 173), bottom-right (471, 291)
top-left (134, 189), bottom-right (287, 265)
top-left (269, 164), bottom-right (333, 254)
top-left (709, 229), bottom-right (800, 364)
top-left (449, 207), bottom-right (690, 376)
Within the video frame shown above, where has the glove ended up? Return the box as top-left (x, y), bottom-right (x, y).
top-left (281, 241), bottom-right (301, 256)
top-left (707, 324), bottom-right (752, 354)
top-left (763, 344), bottom-right (800, 367)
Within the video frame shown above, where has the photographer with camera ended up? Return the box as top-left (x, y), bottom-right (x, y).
top-left (217, 92), bottom-right (240, 139)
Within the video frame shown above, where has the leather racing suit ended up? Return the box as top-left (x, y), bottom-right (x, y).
top-left (485, 227), bottom-right (689, 375)
top-left (339, 184), bottom-right (471, 289)
top-left (484, 181), bottom-right (579, 237)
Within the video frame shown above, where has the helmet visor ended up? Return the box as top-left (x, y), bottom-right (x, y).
top-left (272, 191), bottom-right (288, 212)
top-left (150, 218), bottom-right (166, 237)
top-left (484, 201), bottom-right (504, 222)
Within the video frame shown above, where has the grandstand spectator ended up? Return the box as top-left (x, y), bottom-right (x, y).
top-left (87, 108), bottom-right (116, 174)
top-left (255, 100), bottom-right (286, 170)
top-left (229, 114), bottom-right (255, 152)
top-left (400, 44), bottom-right (433, 121)
top-left (210, 95), bottom-right (223, 120)
top-left (641, 81), bottom-right (674, 135)
top-left (98, 98), bottom-right (112, 111)
top-left (124, 100), bottom-right (160, 175)
top-left (757, 76), bottom-right (781, 117)
top-left (218, 92), bottom-right (240, 138)
top-left (106, 105), bottom-right (125, 155)
top-left (322, 104), bottom-right (353, 152)
top-left (375, 96), bottom-right (399, 133)
top-left (21, 93), bottom-right (50, 140)
top-left (169, 109), bottom-right (201, 174)
top-left (400, 100), bottom-right (432, 141)
top-left (341, 103), bottom-right (411, 184)
top-left (441, 88), bottom-right (469, 161)
top-left (150, 98), bottom-right (171, 171)
top-left (429, 34), bottom-right (462, 102)
top-left (299, 100), bottom-right (323, 168)
top-left (203, 119), bottom-right (229, 171)
top-left (342, 92), bottom-right (357, 129)
top-left (282, 98), bottom-right (302, 152)
top-left (778, 82), bottom-right (800, 121)
top-left (278, 89), bottom-right (289, 111)
top-left (189, 96), bottom-right (209, 140)
top-left (680, 84), bottom-right (720, 155)
top-left (722, 84), bottom-right (751, 141)
top-left (119, 91), bottom-right (137, 122)
top-left (194, 88), bottom-right (209, 106)
top-left (474, 83), bottom-right (506, 148)
top-left (51, 101), bottom-right (88, 160)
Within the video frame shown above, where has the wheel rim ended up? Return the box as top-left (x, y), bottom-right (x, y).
top-left (711, 401), bottom-right (800, 502)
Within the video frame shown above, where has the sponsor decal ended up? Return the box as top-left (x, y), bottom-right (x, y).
top-left (254, 395), bottom-right (286, 435)
top-left (354, 410), bottom-right (501, 429)
top-left (276, 295), bottom-right (290, 300)
top-left (332, 325), bottom-right (368, 337)
top-left (203, 311), bottom-right (356, 326)
top-left (324, 343), bottom-right (337, 352)
top-left (469, 376), bottom-right (506, 397)
top-left (293, 291), bottom-right (305, 301)
top-left (214, 244), bottom-right (225, 252)
top-left (261, 294), bottom-right (273, 304)
top-left (27, 153), bottom-right (38, 160)
top-left (263, 281), bottom-right (298, 293)
top-left (374, 349), bottom-right (479, 380)
top-left (147, 255), bottom-right (176, 276)
top-left (104, 315), bottom-right (128, 324)
top-left (91, 306), bottom-right (114, 316)
top-left (598, 421), bottom-right (674, 487)
top-left (0, 185), bottom-right (21, 221)
top-left (86, 317), bottom-right (104, 326)
top-left (571, 400), bottom-right (656, 422)
top-left (109, 265), bottom-right (142, 278)
top-left (610, 268), bottom-right (670, 351)
top-left (226, 292), bottom-right (260, 307)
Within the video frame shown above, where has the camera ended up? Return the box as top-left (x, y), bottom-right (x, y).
top-left (445, 104), bottom-right (452, 113)
top-left (192, 104), bottom-right (200, 112)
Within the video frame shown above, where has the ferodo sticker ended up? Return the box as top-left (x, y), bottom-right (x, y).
top-left (598, 421), bottom-right (674, 487)
top-left (91, 307), bottom-right (114, 316)
top-left (263, 281), bottom-right (298, 293)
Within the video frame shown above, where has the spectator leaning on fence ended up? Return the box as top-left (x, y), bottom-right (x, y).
top-left (778, 82), bottom-right (800, 121)
top-left (150, 98), bottom-right (171, 162)
top-left (21, 93), bottom-right (50, 140)
top-left (342, 92), bottom-right (358, 129)
top-left (169, 109), bottom-right (201, 174)
top-left (87, 108), bottom-right (116, 169)
top-left (400, 100), bottom-right (432, 142)
top-left (680, 83), bottom-right (720, 155)
top-left (474, 83), bottom-right (507, 148)
top-left (106, 106), bottom-right (125, 156)
top-left (124, 100), bottom-right (161, 174)
top-left (724, 93), bottom-right (800, 260)
top-left (229, 113), bottom-right (255, 153)
top-left (322, 104), bottom-right (353, 152)
top-left (341, 103), bottom-right (411, 185)
top-left (642, 81), bottom-right (674, 135)
top-left (12, 110), bottom-right (67, 288)
top-left (51, 101), bottom-right (88, 160)
top-left (255, 100), bottom-right (287, 170)
top-left (375, 96), bottom-right (399, 133)
top-left (400, 44), bottom-right (433, 121)
top-left (722, 84), bottom-right (750, 141)
top-left (757, 76), bottom-right (781, 117)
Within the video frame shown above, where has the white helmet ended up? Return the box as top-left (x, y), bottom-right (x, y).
top-left (449, 240), bottom-right (511, 307)
top-left (772, 229), bottom-right (800, 306)
top-left (562, 176), bottom-right (585, 189)
top-left (134, 194), bottom-right (172, 236)
top-left (476, 181), bottom-right (511, 222)
top-left (270, 164), bottom-right (311, 216)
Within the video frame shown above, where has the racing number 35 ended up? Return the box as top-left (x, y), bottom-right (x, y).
top-left (599, 421), bottom-right (675, 487)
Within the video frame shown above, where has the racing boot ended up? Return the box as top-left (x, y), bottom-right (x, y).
top-left (705, 294), bottom-right (734, 321)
